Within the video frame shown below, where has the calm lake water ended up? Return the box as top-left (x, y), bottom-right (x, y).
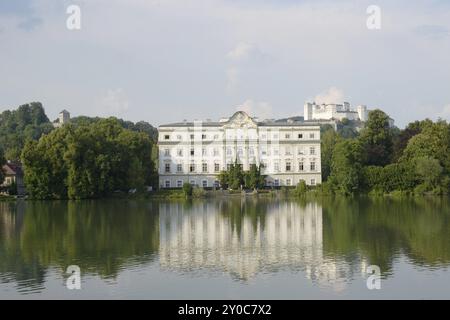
top-left (0, 197), bottom-right (449, 299)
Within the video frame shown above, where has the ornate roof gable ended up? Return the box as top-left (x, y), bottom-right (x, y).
top-left (223, 111), bottom-right (258, 129)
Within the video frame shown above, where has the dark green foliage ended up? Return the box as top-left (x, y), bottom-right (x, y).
top-left (70, 116), bottom-right (158, 142)
top-left (391, 120), bottom-right (430, 162)
top-left (321, 128), bottom-right (339, 181)
top-left (0, 102), bottom-right (53, 161)
top-left (359, 109), bottom-right (394, 166)
top-left (294, 180), bottom-right (308, 196)
top-left (219, 160), bottom-right (265, 190)
top-left (244, 164), bottom-right (266, 189)
top-left (21, 118), bottom-right (154, 199)
top-left (328, 139), bottom-right (363, 195)
top-left (182, 182), bottom-right (193, 197)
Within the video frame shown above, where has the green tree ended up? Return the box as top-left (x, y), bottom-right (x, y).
top-left (244, 164), bottom-right (265, 189)
top-left (329, 139), bottom-right (363, 195)
top-left (228, 160), bottom-right (244, 190)
top-left (401, 120), bottom-right (450, 174)
top-left (415, 156), bottom-right (443, 189)
top-left (0, 102), bottom-right (53, 161)
top-left (359, 109), bottom-right (393, 166)
top-left (22, 118), bottom-right (154, 199)
top-left (294, 180), bottom-right (308, 196)
top-left (321, 128), bottom-right (339, 181)
top-left (391, 120), bottom-right (431, 162)
top-left (182, 182), bottom-right (193, 197)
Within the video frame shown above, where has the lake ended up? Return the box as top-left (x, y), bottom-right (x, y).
top-left (0, 196), bottom-right (449, 299)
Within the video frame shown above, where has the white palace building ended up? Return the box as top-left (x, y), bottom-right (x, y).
top-left (158, 111), bottom-right (321, 189)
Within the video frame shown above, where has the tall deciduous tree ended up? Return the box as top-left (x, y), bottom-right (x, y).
top-left (321, 128), bottom-right (339, 181)
top-left (359, 109), bottom-right (393, 166)
top-left (329, 139), bottom-right (363, 195)
top-left (21, 118), bottom-right (154, 199)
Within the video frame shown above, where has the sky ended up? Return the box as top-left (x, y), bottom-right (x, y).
top-left (1, 0), bottom-right (450, 128)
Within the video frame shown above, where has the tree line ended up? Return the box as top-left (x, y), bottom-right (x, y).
top-left (0, 103), bottom-right (158, 198)
top-left (321, 110), bottom-right (450, 195)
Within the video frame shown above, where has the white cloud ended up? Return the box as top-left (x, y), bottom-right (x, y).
top-left (227, 42), bottom-right (254, 61)
top-left (95, 88), bottom-right (130, 118)
top-left (237, 99), bottom-right (273, 119)
top-left (314, 87), bottom-right (345, 104)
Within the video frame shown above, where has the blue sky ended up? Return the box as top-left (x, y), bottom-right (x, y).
top-left (1, 0), bottom-right (449, 127)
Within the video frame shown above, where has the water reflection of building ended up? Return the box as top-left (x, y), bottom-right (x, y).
top-left (158, 200), bottom-right (357, 287)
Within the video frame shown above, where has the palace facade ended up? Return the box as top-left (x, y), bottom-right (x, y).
top-left (158, 111), bottom-right (321, 189)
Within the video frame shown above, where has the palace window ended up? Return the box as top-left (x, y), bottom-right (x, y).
top-left (176, 135), bottom-right (182, 140)
top-left (286, 162), bottom-right (292, 172)
top-left (214, 163), bottom-right (220, 172)
top-left (165, 163), bottom-right (171, 173)
top-left (286, 179), bottom-right (292, 186)
top-left (274, 162), bottom-right (280, 172)
top-left (190, 148), bottom-right (195, 156)
top-left (285, 134), bottom-right (291, 139)
top-left (189, 163), bottom-right (195, 172)
top-left (177, 149), bottom-right (183, 157)
top-left (310, 179), bottom-right (316, 186)
top-left (309, 133), bottom-right (315, 139)
top-left (190, 134), bottom-right (194, 140)
top-left (310, 162), bottom-right (316, 171)
top-left (164, 135), bottom-right (170, 140)
top-left (202, 163), bottom-right (208, 173)
top-left (177, 180), bottom-right (183, 188)
top-left (165, 180), bottom-right (170, 188)
top-left (164, 149), bottom-right (170, 156)
top-left (310, 147), bottom-right (316, 155)
top-left (202, 134), bottom-right (207, 140)
top-left (202, 148), bottom-right (207, 156)
top-left (299, 162), bottom-right (304, 171)
top-left (298, 133), bottom-right (303, 139)
top-left (202, 180), bottom-right (208, 188)
top-left (274, 179), bottom-right (280, 187)
top-left (177, 164), bottom-right (183, 173)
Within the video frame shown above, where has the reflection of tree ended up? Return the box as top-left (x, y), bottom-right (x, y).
top-left (0, 201), bottom-right (47, 291)
top-left (0, 200), bottom-right (160, 286)
top-left (322, 196), bottom-right (450, 274)
top-left (217, 198), bottom-right (270, 236)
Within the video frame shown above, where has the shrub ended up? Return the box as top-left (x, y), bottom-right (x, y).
top-left (192, 187), bottom-right (206, 198)
top-left (294, 180), bottom-right (308, 196)
top-left (182, 182), bottom-right (193, 197)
